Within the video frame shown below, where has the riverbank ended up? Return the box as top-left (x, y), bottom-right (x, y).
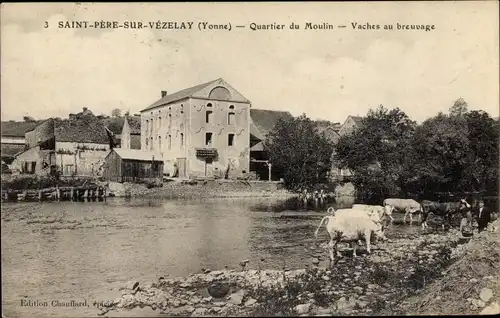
top-left (95, 219), bottom-right (500, 316)
top-left (110, 179), bottom-right (297, 199)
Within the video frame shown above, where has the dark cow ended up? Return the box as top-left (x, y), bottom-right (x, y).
top-left (421, 199), bottom-right (471, 230)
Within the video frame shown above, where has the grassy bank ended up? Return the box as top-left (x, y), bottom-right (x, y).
top-left (394, 219), bottom-right (500, 315)
top-left (93, 221), bottom-right (500, 317)
top-left (1, 174), bottom-right (100, 191)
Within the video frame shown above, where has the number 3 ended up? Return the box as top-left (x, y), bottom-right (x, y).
top-left (44, 21), bottom-right (48, 28)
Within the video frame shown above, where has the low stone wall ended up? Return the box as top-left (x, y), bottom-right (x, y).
top-left (110, 179), bottom-right (295, 199)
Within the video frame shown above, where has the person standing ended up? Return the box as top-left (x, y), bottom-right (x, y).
top-left (476, 199), bottom-right (491, 233)
top-left (460, 210), bottom-right (474, 237)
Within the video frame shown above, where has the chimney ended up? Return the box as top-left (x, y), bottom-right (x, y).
top-left (83, 107), bottom-right (88, 112)
top-left (161, 90), bottom-right (167, 98)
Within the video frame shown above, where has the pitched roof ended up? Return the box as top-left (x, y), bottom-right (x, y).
top-left (317, 126), bottom-right (341, 144)
top-left (1, 121), bottom-right (40, 137)
top-left (113, 148), bottom-right (163, 161)
top-left (250, 109), bottom-right (294, 141)
top-left (350, 116), bottom-right (364, 126)
top-left (101, 116), bottom-right (141, 135)
top-left (142, 78), bottom-right (222, 112)
top-left (44, 109), bottom-right (112, 144)
top-left (1, 143), bottom-right (25, 158)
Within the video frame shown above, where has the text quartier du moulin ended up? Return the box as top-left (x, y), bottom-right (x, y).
top-left (55, 20), bottom-right (436, 32)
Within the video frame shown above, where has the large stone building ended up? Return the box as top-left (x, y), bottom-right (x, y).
top-left (140, 78), bottom-right (251, 179)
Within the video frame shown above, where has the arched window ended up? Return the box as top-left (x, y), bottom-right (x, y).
top-left (208, 86), bottom-right (231, 100)
top-left (228, 105), bottom-right (235, 125)
top-left (150, 137), bottom-right (153, 150)
top-left (158, 136), bottom-right (162, 149)
top-left (180, 133), bottom-right (184, 148)
top-left (168, 134), bottom-right (172, 150)
top-left (145, 120), bottom-right (149, 134)
top-left (168, 114), bottom-right (172, 127)
top-left (158, 116), bottom-right (162, 129)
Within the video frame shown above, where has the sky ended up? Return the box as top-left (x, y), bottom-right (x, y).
top-left (1, 2), bottom-right (499, 124)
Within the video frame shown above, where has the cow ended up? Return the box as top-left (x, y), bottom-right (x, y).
top-left (421, 199), bottom-right (471, 230)
top-left (314, 208), bottom-right (387, 264)
top-left (383, 198), bottom-right (423, 224)
top-left (352, 204), bottom-right (395, 223)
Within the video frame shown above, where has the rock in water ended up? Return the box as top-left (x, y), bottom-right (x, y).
top-left (480, 302), bottom-right (500, 315)
top-left (245, 298), bottom-right (257, 307)
top-left (228, 289), bottom-right (246, 305)
top-left (295, 303), bottom-right (311, 315)
top-left (207, 282), bottom-right (230, 298)
top-left (479, 288), bottom-right (493, 302)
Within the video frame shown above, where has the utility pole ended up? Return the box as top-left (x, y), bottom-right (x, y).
top-left (268, 162), bottom-right (272, 182)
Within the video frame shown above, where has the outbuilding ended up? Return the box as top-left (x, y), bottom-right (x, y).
top-left (102, 148), bottom-right (163, 184)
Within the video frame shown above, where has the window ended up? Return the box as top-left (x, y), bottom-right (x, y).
top-left (180, 104), bottom-right (184, 114)
top-left (159, 116), bottom-right (162, 129)
top-left (168, 134), bottom-right (172, 150)
top-left (228, 105), bottom-right (235, 125)
top-left (158, 136), bottom-right (162, 149)
top-left (146, 120), bottom-right (149, 134)
top-left (228, 133), bottom-right (235, 147)
top-left (168, 114), bottom-right (172, 127)
top-left (64, 164), bottom-right (74, 175)
top-left (206, 110), bottom-right (213, 124)
top-left (150, 137), bottom-right (153, 150)
top-left (146, 137), bottom-right (149, 146)
top-left (205, 132), bottom-right (213, 146)
top-left (228, 112), bottom-right (235, 125)
top-left (180, 133), bottom-right (184, 148)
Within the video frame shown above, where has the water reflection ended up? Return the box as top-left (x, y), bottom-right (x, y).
top-left (2, 195), bottom-right (405, 318)
top-left (249, 196), bottom-right (356, 213)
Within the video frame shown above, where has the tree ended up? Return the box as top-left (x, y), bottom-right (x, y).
top-left (410, 100), bottom-right (498, 197)
top-left (264, 114), bottom-right (335, 190)
top-left (463, 110), bottom-right (499, 194)
top-left (111, 108), bottom-right (122, 117)
top-left (335, 105), bottom-right (417, 201)
top-left (411, 113), bottom-right (470, 196)
top-left (449, 97), bottom-right (468, 117)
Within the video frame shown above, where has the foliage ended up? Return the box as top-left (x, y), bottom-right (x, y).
top-left (335, 105), bottom-right (417, 201)
top-left (111, 108), bottom-right (122, 117)
top-left (334, 99), bottom-right (499, 201)
top-left (264, 114), bottom-right (335, 191)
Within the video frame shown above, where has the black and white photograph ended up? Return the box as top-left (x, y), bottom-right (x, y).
top-left (1, 2), bottom-right (499, 317)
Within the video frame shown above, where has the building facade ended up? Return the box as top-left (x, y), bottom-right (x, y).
top-left (140, 78), bottom-right (251, 179)
top-left (11, 108), bottom-right (112, 177)
top-left (1, 119), bottom-right (40, 164)
top-left (102, 148), bottom-right (163, 184)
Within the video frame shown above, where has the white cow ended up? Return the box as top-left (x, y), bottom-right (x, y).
top-left (314, 208), bottom-right (387, 263)
top-left (383, 198), bottom-right (422, 224)
top-left (351, 204), bottom-right (395, 223)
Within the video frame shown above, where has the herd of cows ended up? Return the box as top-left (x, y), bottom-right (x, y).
top-left (314, 197), bottom-right (476, 263)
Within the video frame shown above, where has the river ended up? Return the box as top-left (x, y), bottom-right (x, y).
top-left (1, 196), bottom-right (420, 317)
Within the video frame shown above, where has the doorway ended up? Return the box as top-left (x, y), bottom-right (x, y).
top-left (177, 158), bottom-right (187, 178)
top-left (204, 158), bottom-right (213, 176)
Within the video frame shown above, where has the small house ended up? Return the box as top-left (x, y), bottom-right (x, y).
top-left (102, 148), bottom-right (164, 184)
top-left (10, 108), bottom-right (113, 176)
